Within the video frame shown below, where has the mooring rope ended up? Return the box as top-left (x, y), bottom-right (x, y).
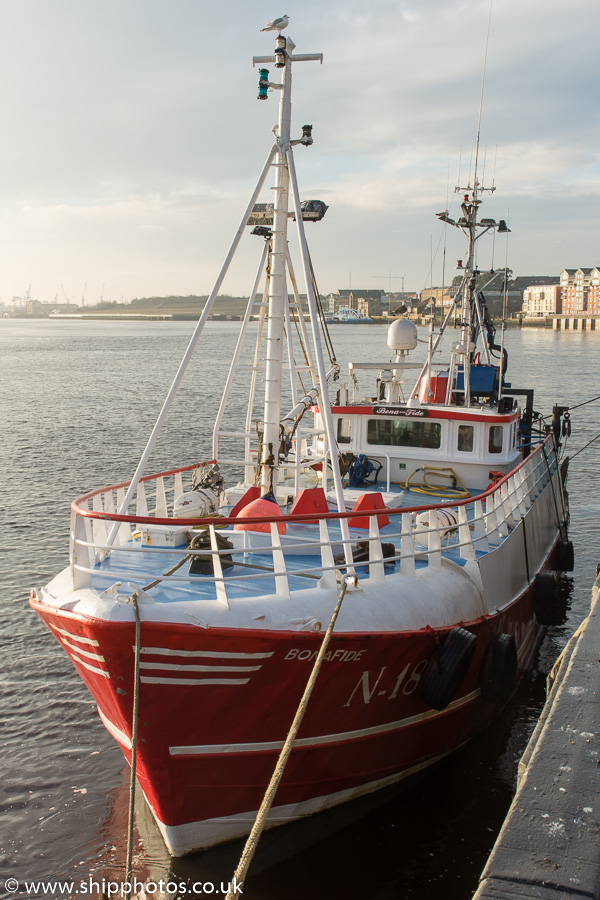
top-left (124, 589), bottom-right (141, 899)
top-left (569, 430), bottom-right (600, 461)
top-left (541, 393), bottom-right (600, 422)
top-left (122, 540), bottom-right (327, 891)
top-left (224, 574), bottom-right (354, 900)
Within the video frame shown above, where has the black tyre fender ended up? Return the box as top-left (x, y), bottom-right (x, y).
top-left (556, 540), bottom-right (574, 573)
top-left (532, 572), bottom-right (559, 625)
top-left (420, 626), bottom-right (477, 711)
top-left (481, 633), bottom-right (518, 704)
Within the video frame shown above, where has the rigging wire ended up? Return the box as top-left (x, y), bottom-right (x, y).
top-left (566, 393), bottom-right (600, 413)
top-left (569, 431), bottom-right (600, 461)
top-left (541, 393), bottom-right (600, 420)
top-left (308, 251), bottom-right (336, 366)
top-left (473, 0), bottom-right (494, 191)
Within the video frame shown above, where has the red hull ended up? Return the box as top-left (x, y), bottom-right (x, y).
top-left (32, 584), bottom-right (542, 851)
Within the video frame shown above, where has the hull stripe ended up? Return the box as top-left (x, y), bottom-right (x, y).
top-left (50, 623), bottom-right (99, 646)
top-left (139, 647), bottom-right (274, 660)
top-left (169, 689), bottom-right (481, 755)
top-left (139, 662), bottom-right (261, 673)
top-left (69, 653), bottom-right (110, 677)
top-left (97, 707), bottom-right (131, 749)
top-left (140, 676), bottom-right (251, 686)
top-left (60, 638), bottom-right (106, 662)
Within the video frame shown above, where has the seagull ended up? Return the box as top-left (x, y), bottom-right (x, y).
top-left (261, 15), bottom-right (290, 33)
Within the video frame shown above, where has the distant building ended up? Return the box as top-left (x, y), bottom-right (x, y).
top-left (590, 269), bottom-right (600, 315)
top-left (330, 289), bottom-right (386, 317)
top-left (25, 299), bottom-right (79, 316)
top-left (419, 273), bottom-right (560, 318)
top-left (418, 287), bottom-right (454, 314)
top-left (560, 267), bottom-right (600, 315)
top-left (522, 283), bottom-right (562, 316)
top-left (492, 276), bottom-right (557, 317)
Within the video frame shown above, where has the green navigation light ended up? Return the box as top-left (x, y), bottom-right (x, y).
top-left (258, 68), bottom-right (269, 100)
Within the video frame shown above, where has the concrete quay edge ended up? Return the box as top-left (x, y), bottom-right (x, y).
top-left (473, 574), bottom-right (600, 899)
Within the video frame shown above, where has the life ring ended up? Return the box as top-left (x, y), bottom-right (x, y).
top-left (532, 572), bottom-right (562, 625)
top-left (555, 540), bottom-right (574, 572)
top-left (481, 633), bottom-right (517, 704)
top-left (420, 626), bottom-right (477, 710)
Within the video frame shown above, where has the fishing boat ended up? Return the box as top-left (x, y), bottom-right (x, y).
top-left (31, 28), bottom-right (573, 859)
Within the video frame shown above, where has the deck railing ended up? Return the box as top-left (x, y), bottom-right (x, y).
top-left (68, 437), bottom-right (563, 602)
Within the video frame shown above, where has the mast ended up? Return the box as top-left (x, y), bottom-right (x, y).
top-left (436, 180), bottom-right (509, 408)
top-left (253, 36), bottom-right (322, 495)
top-left (260, 44), bottom-right (292, 495)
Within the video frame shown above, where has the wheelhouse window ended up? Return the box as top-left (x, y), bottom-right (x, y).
top-left (367, 418), bottom-right (441, 449)
top-left (489, 425), bottom-right (503, 454)
top-left (457, 424), bottom-right (474, 453)
top-left (336, 416), bottom-right (352, 445)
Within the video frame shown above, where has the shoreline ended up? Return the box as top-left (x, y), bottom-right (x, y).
top-left (2, 313), bottom-right (555, 327)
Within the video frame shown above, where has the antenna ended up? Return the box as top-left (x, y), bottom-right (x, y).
top-left (473, 0), bottom-right (494, 195)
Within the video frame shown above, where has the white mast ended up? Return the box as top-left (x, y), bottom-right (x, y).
top-left (259, 47), bottom-right (291, 495)
top-left (253, 36), bottom-right (322, 495)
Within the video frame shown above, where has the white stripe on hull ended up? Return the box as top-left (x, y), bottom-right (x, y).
top-left (140, 676), bottom-right (251, 686)
top-left (97, 707), bottom-right (131, 749)
top-left (61, 639), bottom-right (106, 662)
top-left (70, 654), bottom-right (110, 677)
top-left (139, 662), bottom-right (261, 673)
top-left (139, 647), bottom-right (274, 659)
top-left (169, 689), bottom-right (481, 756)
top-left (50, 623), bottom-right (99, 646)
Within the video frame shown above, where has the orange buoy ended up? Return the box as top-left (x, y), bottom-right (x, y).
top-left (233, 497), bottom-right (287, 533)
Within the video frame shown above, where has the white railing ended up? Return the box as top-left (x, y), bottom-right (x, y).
top-left (69, 437), bottom-right (562, 600)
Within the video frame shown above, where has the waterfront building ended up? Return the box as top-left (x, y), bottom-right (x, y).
top-left (522, 282), bottom-right (562, 316)
top-left (560, 267), bottom-right (600, 315)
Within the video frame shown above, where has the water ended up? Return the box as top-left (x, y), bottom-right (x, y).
top-left (1, 319), bottom-right (599, 900)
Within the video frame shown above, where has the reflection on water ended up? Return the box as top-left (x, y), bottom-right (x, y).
top-left (1, 321), bottom-right (598, 899)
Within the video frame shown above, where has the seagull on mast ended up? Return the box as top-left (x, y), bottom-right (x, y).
top-left (261, 15), bottom-right (289, 33)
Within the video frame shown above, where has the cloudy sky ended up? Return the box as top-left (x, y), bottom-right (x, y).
top-left (0, 0), bottom-right (598, 304)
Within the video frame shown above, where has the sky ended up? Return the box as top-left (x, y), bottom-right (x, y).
top-left (0, 0), bottom-right (598, 305)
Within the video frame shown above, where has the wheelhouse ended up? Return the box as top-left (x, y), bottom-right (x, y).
top-left (320, 404), bottom-right (521, 492)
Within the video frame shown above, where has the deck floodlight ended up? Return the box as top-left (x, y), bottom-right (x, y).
top-left (258, 68), bottom-right (270, 100)
top-left (480, 218), bottom-right (496, 226)
top-left (251, 225), bottom-right (272, 238)
top-left (274, 35), bottom-right (287, 68)
top-left (301, 124), bottom-right (313, 146)
top-left (497, 219), bottom-right (511, 233)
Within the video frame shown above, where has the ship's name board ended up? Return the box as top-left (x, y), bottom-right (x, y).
top-left (371, 406), bottom-right (429, 418)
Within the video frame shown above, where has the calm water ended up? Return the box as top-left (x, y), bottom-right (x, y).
top-left (1, 319), bottom-right (599, 900)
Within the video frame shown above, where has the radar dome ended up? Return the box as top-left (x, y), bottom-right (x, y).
top-left (387, 318), bottom-right (418, 352)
